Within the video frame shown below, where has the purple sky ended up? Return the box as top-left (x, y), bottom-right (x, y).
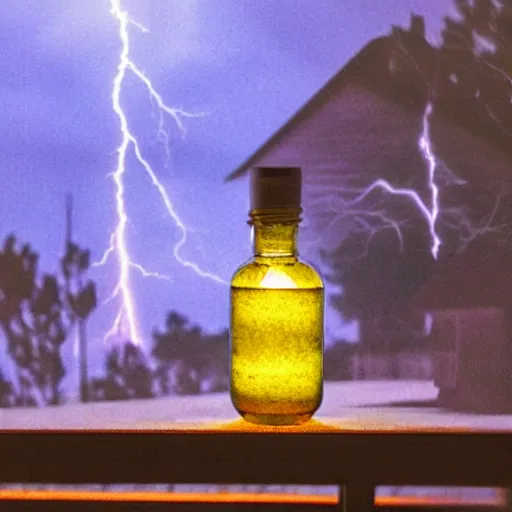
top-left (0, 1), bottom-right (453, 382)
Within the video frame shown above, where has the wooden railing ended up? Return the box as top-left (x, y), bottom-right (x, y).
top-left (0, 430), bottom-right (510, 511)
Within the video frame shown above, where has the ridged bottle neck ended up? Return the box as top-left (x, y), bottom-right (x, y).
top-left (248, 208), bottom-right (301, 258)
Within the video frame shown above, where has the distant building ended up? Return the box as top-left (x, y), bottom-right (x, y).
top-left (350, 352), bottom-right (432, 380)
top-left (324, 342), bottom-right (432, 381)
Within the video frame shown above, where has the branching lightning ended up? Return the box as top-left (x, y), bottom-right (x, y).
top-left (308, 100), bottom-right (445, 260)
top-left (95, 0), bottom-right (226, 346)
top-left (358, 32), bottom-right (441, 260)
top-left (335, 99), bottom-right (443, 260)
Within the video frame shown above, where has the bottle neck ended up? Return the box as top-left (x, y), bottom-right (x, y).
top-left (249, 209), bottom-right (301, 258)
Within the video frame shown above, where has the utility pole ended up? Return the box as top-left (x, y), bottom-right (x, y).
top-left (65, 193), bottom-right (89, 403)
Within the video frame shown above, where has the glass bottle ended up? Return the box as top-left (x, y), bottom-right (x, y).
top-left (229, 166), bottom-right (324, 426)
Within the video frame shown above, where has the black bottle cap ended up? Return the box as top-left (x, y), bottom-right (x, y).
top-left (250, 167), bottom-right (302, 210)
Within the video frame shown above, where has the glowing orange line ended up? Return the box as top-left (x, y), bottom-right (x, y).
top-left (0, 490), bottom-right (506, 508)
top-left (0, 490), bottom-right (337, 504)
top-left (7, 422), bottom-right (512, 433)
top-left (376, 495), bottom-right (506, 508)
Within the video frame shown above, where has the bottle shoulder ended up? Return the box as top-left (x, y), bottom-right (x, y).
top-left (231, 257), bottom-right (323, 289)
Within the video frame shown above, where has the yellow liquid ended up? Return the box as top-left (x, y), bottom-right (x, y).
top-left (230, 286), bottom-right (323, 425)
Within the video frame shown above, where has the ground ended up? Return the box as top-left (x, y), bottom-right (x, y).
top-left (1, 380), bottom-right (510, 430)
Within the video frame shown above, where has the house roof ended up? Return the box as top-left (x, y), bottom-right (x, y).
top-left (225, 35), bottom-right (397, 181)
top-left (412, 239), bottom-right (512, 311)
top-left (225, 20), bottom-right (512, 182)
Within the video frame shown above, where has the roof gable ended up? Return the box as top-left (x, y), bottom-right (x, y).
top-left (225, 35), bottom-right (395, 181)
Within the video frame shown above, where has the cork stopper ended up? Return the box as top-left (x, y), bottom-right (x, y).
top-left (250, 167), bottom-right (302, 210)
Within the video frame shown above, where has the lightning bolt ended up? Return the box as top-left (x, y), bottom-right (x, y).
top-left (95, 0), bottom-right (226, 346)
top-left (418, 100), bottom-right (442, 259)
